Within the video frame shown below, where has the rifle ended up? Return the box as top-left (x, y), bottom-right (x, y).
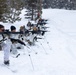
top-left (25, 30), bottom-right (49, 35)
top-left (10, 38), bottom-right (26, 46)
top-left (0, 29), bottom-right (49, 35)
top-left (0, 30), bottom-right (26, 46)
top-left (37, 22), bottom-right (47, 25)
top-left (0, 38), bottom-right (7, 44)
top-left (0, 31), bottom-right (23, 34)
top-left (42, 27), bottom-right (49, 29)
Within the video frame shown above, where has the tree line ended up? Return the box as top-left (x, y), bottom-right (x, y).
top-left (0, 0), bottom-right (76, 23)
top-left (43, 0), bottom-right (76, 10)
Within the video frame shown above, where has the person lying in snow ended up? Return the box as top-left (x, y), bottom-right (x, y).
top-left (37, 18), bottom-right (48, 26)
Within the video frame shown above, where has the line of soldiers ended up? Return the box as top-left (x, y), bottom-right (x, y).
top-left (0, 18), bottom-right (48, 65)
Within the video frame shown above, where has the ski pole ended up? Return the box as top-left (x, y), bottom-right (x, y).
top-left (26, 47), bottom-right (34, 70)
top-left (39, 41), bottom-right (48, 54)
top-left (46, 40), bottom-right (52, 50)
top-left (30, 47), bottom-right (38, 54)
top-left (29, 54), bottom-right (34, 70)
top-left (26, 45), bottom-right (38, 54)
top-left (26, 45), bottom-right (30, 49)
top-left (44, 36), bottom-right (52, 50)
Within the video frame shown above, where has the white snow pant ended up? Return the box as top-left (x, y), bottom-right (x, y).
top-left (11, 43), bottom-right (18, 55)
top-left (1, 39), bottom-right (11, 61)
top-left (2, 41), bottom-right (11, 61)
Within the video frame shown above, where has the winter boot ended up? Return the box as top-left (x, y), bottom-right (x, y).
top-left (4, 60), bottom-right (9, 65)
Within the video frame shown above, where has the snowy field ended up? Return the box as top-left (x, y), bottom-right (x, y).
top-left (0, 8), bottom-right (76, 75)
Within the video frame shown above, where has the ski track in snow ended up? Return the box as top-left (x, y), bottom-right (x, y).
top-left (50, 18), bottom-right (76, 59)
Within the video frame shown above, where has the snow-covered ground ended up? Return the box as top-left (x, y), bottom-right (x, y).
top-left (0, 8), bottom-right (76, 75)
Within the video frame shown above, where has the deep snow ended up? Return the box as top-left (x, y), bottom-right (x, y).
top-left (0, 8), bottom-right (76, 75)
